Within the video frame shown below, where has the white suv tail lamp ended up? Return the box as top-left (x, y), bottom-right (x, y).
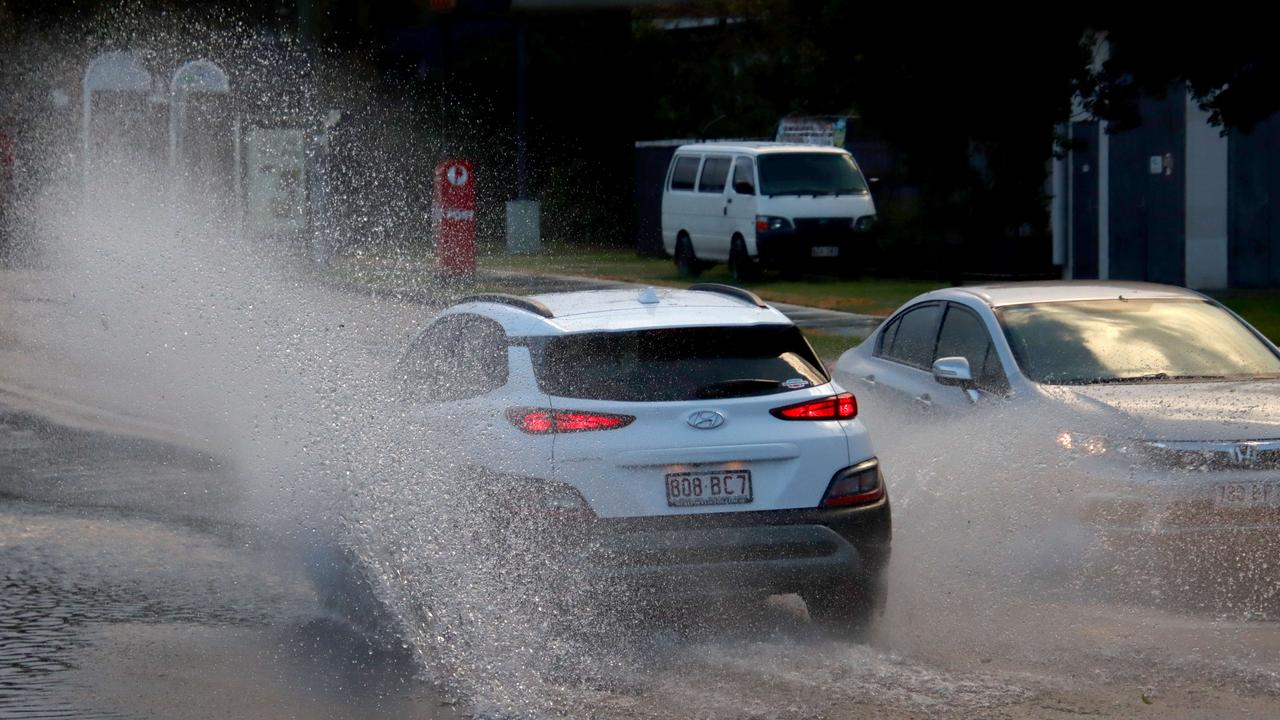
top-left (770, 393), bottom-right (857, 421)
top-left (506, 407), bottom-right (636, 434)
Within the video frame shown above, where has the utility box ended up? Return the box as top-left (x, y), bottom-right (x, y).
top-left (505, 199), bottom-right (541, 255)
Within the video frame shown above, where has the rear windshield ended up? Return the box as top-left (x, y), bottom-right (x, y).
top-left (758, 152), bottom-right (869, 196)
top-left (529, 325), bottom-right (829, 402)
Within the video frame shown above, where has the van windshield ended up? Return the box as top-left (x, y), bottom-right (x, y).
top-left (758, 153), bottom-right (869, 196)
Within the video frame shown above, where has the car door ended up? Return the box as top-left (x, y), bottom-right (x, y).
top-left (694, 154), bottom-right (733, 260)
top-left (727, 155), bottom-right (758, 251)
top-left (925, 302), bottom-right (1012, 411)
top-left (860, 301), bottom-right (944, 412)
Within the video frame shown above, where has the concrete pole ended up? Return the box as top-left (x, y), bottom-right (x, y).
top-left (515, 19), bottom-right (529, 200)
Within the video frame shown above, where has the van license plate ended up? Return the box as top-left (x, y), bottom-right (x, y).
top-left (665, 469), bottom-right (752, 507)
top-left (811, 246), bottom-right (839, 257)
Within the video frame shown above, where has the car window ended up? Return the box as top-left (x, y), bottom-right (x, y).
top-left (732, 156), bottom-right (755, 194)
top-left (698, 156), bottom-right (731, 193)
top-left (669, 155), bottom-right (700, 191)
top-left (529, 325), bottom-right (828, 401)
top-left (396, 314), bottom-right (509, 402)
top-left (935, 303), bottom-right (1010, 393)
top-left (878, 303), bottom-right (942, 369)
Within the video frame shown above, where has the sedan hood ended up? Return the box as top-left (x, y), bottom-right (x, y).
top-left (1040, 379), bottom-right (1280, 441)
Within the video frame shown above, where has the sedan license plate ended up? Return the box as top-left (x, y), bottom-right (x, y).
top-left (1215, 480), bottom-right (1280, 508)
top-left (665, 468), bottom-right (752, 507)
top-left (811, 246), bottom-right (839, 258)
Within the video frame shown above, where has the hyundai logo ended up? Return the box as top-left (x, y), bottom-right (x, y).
top-left (687, 410), bottom-right (725, 430)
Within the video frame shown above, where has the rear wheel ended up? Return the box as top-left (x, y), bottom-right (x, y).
top-left (675, 235), bottom-right (703, 278)
top-left (804, 571), bottom-right (885, 639)
top-left (728, 236), bottom-right (759, 282)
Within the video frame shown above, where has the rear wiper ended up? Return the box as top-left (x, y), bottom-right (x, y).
top-left (695, 379), bottom-right (783, 399)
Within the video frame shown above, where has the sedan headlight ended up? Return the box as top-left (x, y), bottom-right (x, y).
top-left (1056, 431), bottom-right (1109, 456)
top-left (854, 214), bottom-right (876, 232)
top-left (755, 215), bottom-right (793, 232)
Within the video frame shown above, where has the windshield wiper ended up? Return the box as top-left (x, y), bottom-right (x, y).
top-left (1082, 372), bottom-right (1230, 384)
top-left (769, 189), bottom-right (833, 197)
top-left (695, 378), bottom-right (783, 399)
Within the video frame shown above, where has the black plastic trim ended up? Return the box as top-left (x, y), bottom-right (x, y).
top-left (455, 293), bottom-right (554, 318)
top-left (688, 283), bottom-right (768, 308)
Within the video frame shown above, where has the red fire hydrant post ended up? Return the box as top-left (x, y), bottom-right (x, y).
top-left (433, 158), bottom-right (476, 278)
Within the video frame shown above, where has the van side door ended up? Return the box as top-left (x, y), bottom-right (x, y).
top-left (694, 155), bottom-right (733, 261)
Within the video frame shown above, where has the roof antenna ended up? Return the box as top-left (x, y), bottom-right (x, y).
top-left (638, 287), bottom-right (660, 305)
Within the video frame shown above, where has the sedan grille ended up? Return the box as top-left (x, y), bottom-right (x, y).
top-left (1142, 439), bottom-right (1280, 471)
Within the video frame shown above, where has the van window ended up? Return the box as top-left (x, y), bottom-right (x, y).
top-left (732, 157), bottom-right (755, 194)
top-left (670, 156), bottom-right (700, 191)
top-left (758, 152), bottom-right (869, 196)
top-left (698, 156), bottom-right (731, 193)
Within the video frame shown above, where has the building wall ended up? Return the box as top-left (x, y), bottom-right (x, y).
top-left (1184, 94), bottom-right (1229, 289)
top-left (1227, 113), bottom-right (1280, 287)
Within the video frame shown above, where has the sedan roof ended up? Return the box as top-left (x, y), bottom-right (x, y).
top-left (945, 281), bottom-right (1206, 308)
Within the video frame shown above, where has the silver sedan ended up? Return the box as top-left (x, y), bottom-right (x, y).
top-left (834, 281), bottom-right (1280, 597)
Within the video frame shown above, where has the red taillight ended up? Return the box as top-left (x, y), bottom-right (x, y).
top-left (507, 407), bottom-right (635, 434)
top-left (755, 218), bottom-right (770, 232)
top-left (770, 392), bottom-right (857, 421)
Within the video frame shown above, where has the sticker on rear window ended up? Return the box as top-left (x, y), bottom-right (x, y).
top-left (782, 378), bottom-right (811, 390)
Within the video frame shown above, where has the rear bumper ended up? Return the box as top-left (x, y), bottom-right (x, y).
top-left (579, 499), bottom-right (892, 598)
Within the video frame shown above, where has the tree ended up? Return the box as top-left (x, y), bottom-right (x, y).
top-left (1076, 20), bottom-right (1280, 134)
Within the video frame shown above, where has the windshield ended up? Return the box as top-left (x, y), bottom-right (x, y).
top-left (530, 325), bottom-right (827, 401)
top-left (757, 152), bottom-right (869, 196)
top-left (999, 299), bottom-right (1280, 384)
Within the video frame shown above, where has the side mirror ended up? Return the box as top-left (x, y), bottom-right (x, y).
top-left (932, 356), bottom-right (974, 388)
top-left (733, 180), bottom-right (755, 195)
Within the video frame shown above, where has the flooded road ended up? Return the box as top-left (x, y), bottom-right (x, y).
top-left (3, 266), bottom-right (1280, 719)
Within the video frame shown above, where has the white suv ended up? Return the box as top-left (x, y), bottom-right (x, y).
top-left (394, 283), bottom-right (891, 629)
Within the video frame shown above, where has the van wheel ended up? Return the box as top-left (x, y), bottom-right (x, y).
top-left (728, 236), bottom-right (759, 282)
top-left (675, 236), bottom-right (703, 278)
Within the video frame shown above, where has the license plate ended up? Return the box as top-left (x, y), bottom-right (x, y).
top-left (811, 246), bottom-right (839, 258)
top-left (1215, 480), bottom-right (1280, 508)
top-left (665, 468), bottom-right (753, 507)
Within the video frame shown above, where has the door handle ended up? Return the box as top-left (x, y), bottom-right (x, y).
top-left (914, 393), bottom-right (932, 409)
top-left (860, 374), bottom-right (876, 386)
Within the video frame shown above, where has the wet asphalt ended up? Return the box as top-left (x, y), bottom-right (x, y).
top-left (0, 407), bottom-right (458, 719)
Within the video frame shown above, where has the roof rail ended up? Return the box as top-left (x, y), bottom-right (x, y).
top-left (688, 283), bottom-right (768, 308)
top-left (454, 293), bottom-right (555, 318)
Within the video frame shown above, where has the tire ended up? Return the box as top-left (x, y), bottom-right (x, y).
top-left (804, 571), bottom-right (886, 639)
top-left (728, 236), bottom-right (759, 282)
top-left (675, 235), bottom-right (703, 278)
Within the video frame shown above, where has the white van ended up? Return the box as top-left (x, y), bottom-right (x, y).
top-left (661, 142), bottom-right (877, 280)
